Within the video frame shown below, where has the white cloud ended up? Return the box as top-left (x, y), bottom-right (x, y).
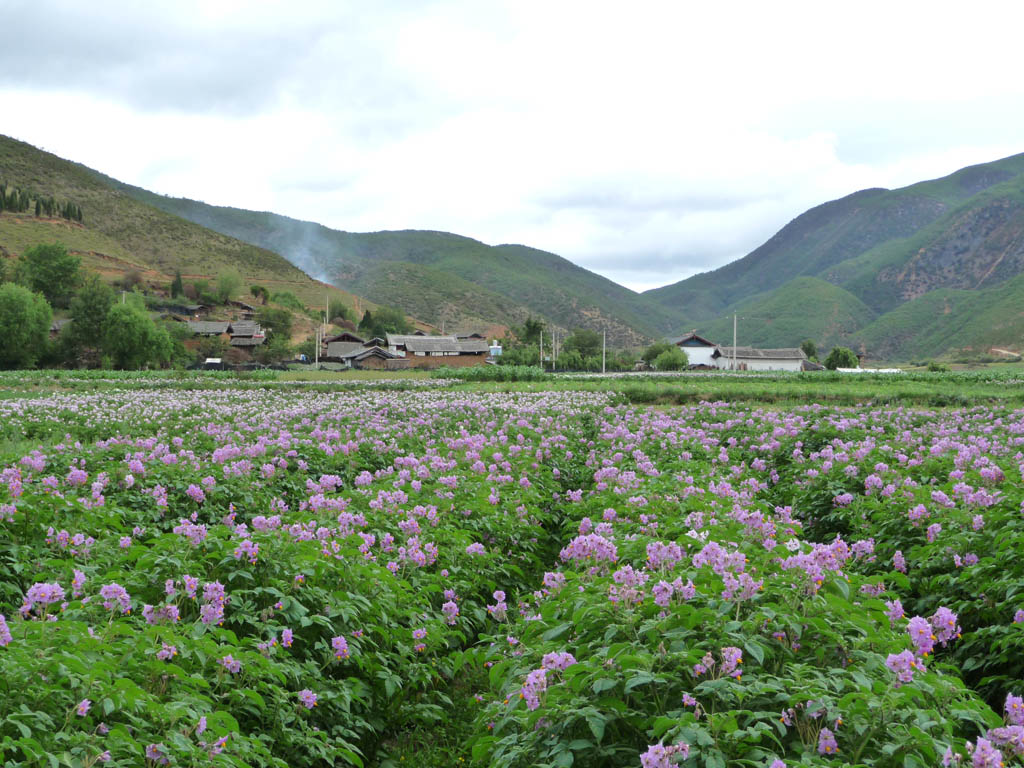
top-left (3, 0), bottom-right (1024, 291)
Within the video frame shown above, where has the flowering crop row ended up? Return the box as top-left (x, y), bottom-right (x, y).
top-left (0, 384), bottom-right (1022, 767)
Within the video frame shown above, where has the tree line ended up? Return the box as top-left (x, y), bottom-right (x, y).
top-left (0, 243), bottom-right (178, 369)
top-left (0, 182), bottom-right (83, 222)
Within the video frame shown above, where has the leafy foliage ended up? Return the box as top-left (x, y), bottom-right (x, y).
top-left (61, 273), bottom-right (115, 368)
top-left (358, 306), bottom-right (411, 338)
top-left (102, 303), bottom-right (171, 369)
top-left (0, 282), bottom-right (51, 368)
top-left (15, 241), bottom-right (81, 308)
top-left (653, 346), bottom-right (688, 370)
top-left (824, 346), bottom-right (859, 370)
top-left (216, 268), bottom-right (243, 304)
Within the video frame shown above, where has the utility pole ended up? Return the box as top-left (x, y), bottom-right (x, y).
top-left (732, 313), bottom-right (737, 371)
top-left (602, 331), bottom-right (606, 374)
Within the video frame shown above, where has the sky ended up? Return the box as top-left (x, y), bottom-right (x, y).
top-left (3, 0), bottom-right (1024, 292)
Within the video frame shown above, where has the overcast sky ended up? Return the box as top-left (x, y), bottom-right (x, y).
top-left (3, 0), bottom-right (1024, 291)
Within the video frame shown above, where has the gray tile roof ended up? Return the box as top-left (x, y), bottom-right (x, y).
top-left (404, 337), bottom-right (461, 354)
top-left (324, 331), bottom-right (365, 344)
top-left (353, 347), bottom-right (396, 360)
top-left (230, 336), bottom-right (266, 347)
top-left (188, 321), bottom-right (231, 335)
top-left (325, 341), bottom-right (366, 359)
top-left (714, 346), bottom-right (807, 360)
top-left (669, 331), bottom-right (717, 347)
top-left (456, 340), bottom-right (490, 354)
top-left (230, 321), bottom-right (260, 337)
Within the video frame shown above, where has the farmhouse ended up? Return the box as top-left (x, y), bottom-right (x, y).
top-left (713, 346), bottom-right (807, 371)
top-left (187, 320), bottom-right (231, 338)
top-left (228, 320), bottom-right (266, 348)
top-left (670, 331), bottom-right (719, 367)
top-left (385, 333), bottom-right (489, 369)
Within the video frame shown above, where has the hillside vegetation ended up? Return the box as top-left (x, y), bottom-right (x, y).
top-left (699, 276), bottom-right (876, 352)
top-left (0, 136), bottom-right (358, 312)
top-left (8, 132), bottom-right (1024, 360)
top-left (647, 152), bottom-right (1024, 359)
top-left (106, 187), bottom-right (682, 346)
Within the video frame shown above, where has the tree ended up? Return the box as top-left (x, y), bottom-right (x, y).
top-left (556, 348), bottom-right (584, 371)
top-left (250, 285), bottom-right (270, 305)
top-left (197, 335), bottom-right (229, 362)
top-left (103, 304), bottom-right (164, 369)
top-left (800, 339), bottom-right (818, 361)
top-left (516, 317), bottom-right (545, 346)
top-left (16, 242), bottom-right (81, 308)
top-left (358, 310), bottom-right (374, 334)
top-left (642, 340), bottom-right (675, 365)
top-left (0, 283), bottom-right (52, 368)
top-left (256, 307), bottom-right (293, 342)
top-left (358, 306), bottom-right (411, 338)
top-left (823, 346), bottom-right (859, 370)
top-left (562, 328), bottom-right (602, 359)
top-left (216, 268), bottom-right (243, 304)
top-left (254, 334), bottom-right (292, 365)
top-left (120, 269), bottom-right (144, 291)
top-left (653, 347), bottom-right (689, 371)
top-left (170, 271), bottom-right (185, 299)
top-left (62, 274), bottom-right (115, 368)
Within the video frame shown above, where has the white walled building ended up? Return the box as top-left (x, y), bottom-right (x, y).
top-left (713, 346), bottom-right (807, 372)
top-left (670, 331), bottom-right (719, 367)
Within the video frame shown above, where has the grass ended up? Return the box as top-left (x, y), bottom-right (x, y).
top-left (277, 368), bottom-right (431, 382)
top-left (432, 369), bottom-right (1024, 408)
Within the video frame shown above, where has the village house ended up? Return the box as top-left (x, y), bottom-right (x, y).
top-left (713, 346), bottom-right (807, 371)
top-left (385, 333), bottom-right (489, 369)
top-left (669, 331), bottom-right (719, 367)
top-left (671, 331), bottom-right (809, 371)
top-left (187, 320), bottom-right (231, 340)
top-left (228, 320), bottom-right (265, 349)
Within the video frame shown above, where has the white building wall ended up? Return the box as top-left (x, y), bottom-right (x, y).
top-left (717, 357), bottom-right (803, 371)
top-left (679, 345), bottom-right (717, 366)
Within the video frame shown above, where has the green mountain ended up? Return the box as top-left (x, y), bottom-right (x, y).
top-left (646, 153), bottom-right (1024, 359)
top-left (699, 277), bottom-right (876, 352)
top-left (0, 135), bottom-right (354, 311)
top-left (106, 186), bottom-right (682, 346)
top-left (8, 131), bottom-right (1024, 360)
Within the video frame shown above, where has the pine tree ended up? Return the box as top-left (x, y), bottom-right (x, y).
top-left (34, 199), bottom-right (41, 216)
top-left (170, 270), bottom-right (184, 298)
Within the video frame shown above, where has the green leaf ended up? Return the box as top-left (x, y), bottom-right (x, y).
top-left (744, 640), bottom-right (765, 666)
top-left (542, 622), bottom-right (572, 641)
top-left (624, 671), bottom-right (656, 692)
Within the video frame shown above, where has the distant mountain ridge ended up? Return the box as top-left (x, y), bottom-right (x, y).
top-left (646, 152), bottom-right (1024, 359)
top-left (6, 131), bottom-right (1024, 360)
top-left (103, 186), bottom-right (683, 346)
